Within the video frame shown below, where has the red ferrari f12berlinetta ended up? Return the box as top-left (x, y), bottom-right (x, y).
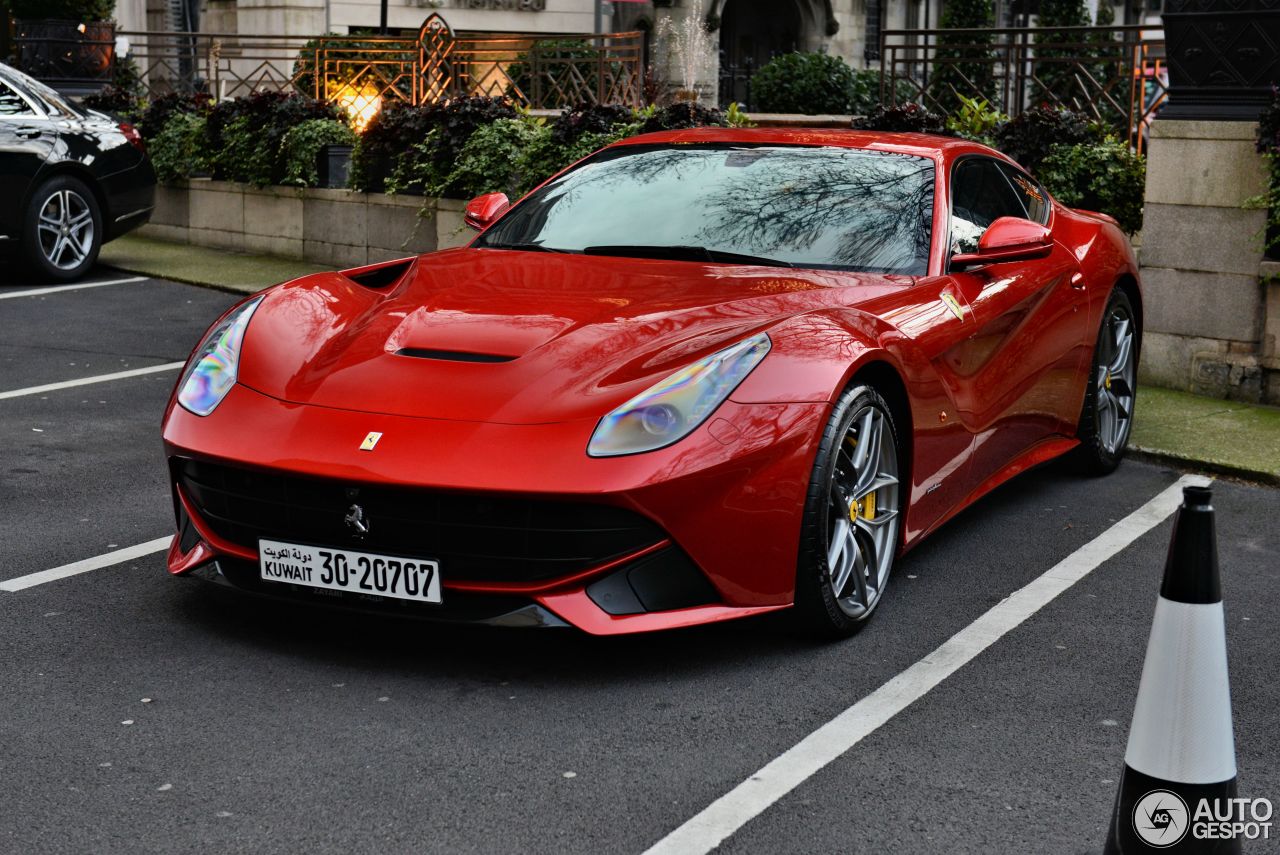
top-left (162, 128), bottom-right (1140, 637)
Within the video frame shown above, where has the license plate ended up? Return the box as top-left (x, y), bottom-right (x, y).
top-left (258, 539), bottom-right (442, 604)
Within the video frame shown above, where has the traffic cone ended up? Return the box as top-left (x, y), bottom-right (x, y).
top-left (1104, 485), bottom-right (1239, 854)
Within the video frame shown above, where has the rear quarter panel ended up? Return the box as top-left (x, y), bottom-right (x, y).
top-left (1051, 204), bottom-right (1142, 340)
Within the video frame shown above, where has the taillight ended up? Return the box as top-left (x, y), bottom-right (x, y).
top-left (120, 122), bottom-right (145, 153)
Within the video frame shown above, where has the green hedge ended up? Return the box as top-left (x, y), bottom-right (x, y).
top-left (1038, 140), bottom-right (1145, 234)
top-left (148, 113), bottom-right (212, 183)
top-left (752, 52), bottom-right (857, 115)
top-left (135, 90), bottom-right (1144, 232)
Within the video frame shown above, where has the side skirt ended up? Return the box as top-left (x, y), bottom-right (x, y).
top-left (903, 436), bottom-right (1081, 554)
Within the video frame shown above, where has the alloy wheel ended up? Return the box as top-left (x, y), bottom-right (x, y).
top-left (826, 405), bottom-right (901, 619)
top-left (37, 189), bottom-right (95, 271)
top-left (1095, 305), bottom-right (1136, 455)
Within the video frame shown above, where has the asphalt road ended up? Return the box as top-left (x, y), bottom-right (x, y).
top-left (1, 269), bottom-right (1276, 854)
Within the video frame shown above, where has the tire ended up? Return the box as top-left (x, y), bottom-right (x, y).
top-left (1072, 287), bottom-right (1138, 475)
top-left (21, 175), bottom-right (102, 282)
top-left (795, 384), bottom-right (904, 638)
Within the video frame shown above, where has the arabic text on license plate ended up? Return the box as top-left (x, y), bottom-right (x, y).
top-left (259, 539), bottom-right (442, 604)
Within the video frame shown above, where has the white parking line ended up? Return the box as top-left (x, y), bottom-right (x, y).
top-left (643, 473), bottom-right (1211, 855)
top-left (0, 362), bottom-right (184, 401)
top-left (0, 276), bottom-right (148, 300)
top-left (0, 537), bottom-right (171, 592)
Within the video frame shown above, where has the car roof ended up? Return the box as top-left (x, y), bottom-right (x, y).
top-left (609, 126), bottom-right (1015, 168)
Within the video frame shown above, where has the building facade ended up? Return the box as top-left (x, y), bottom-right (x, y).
top-left (113, 0), bottom-right (1162, 110)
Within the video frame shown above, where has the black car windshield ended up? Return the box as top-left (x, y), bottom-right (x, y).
top-left (476, 144), bottom-right (935, 274)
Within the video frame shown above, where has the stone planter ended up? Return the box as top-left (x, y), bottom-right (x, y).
top-left (138, 181), bottom-right (473, 269)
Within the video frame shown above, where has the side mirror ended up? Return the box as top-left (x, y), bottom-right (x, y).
top-left (951, 216), bottom-right (1052, 270)
top-left (464, 192), bottom-right (510, 231)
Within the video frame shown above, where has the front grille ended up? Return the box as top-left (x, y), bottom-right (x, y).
top-left (173, 458), bottom-right (664, 583)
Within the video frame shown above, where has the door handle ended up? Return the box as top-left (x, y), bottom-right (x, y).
top-left (1070, 272), bottom-right (1086, 290)
top-left (15, 127), bottom-right (41, 139)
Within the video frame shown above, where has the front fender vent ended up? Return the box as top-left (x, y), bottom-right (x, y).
top-left (342, 257), bottom-right (414, 289)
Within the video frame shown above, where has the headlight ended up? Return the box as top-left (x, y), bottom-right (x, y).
top-left (588, 333), bottom-right (771, 457)
top-left (176, 295), bottom-right (264, 416)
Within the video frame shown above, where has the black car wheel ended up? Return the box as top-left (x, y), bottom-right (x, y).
top-left (795, 384), bottom-right (903, 638)
top-left (1073, 287), bottom-right (1138, 475)
top-left (23, 175), bottom-right (101, 281)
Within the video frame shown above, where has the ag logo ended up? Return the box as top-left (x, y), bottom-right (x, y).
top-left (359, 431), bottom-right (383, 451)
top-left (1133, 789), bottom-right (1189, 847)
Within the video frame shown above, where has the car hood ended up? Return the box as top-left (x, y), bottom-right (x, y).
top-left (236, 248), bottom-right (911, 424)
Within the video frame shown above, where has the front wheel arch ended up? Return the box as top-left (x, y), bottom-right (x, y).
top-left (1114, 273), bottom-right (1142, 356)
top-left (847, 360), bottom-right (913, 498)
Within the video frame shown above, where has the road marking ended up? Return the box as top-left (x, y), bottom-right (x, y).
top-left (643, 474), bottom-right (1211, 855)
top-left (0, 537), bottom-right (171, 592)
top-left (0, 362), bottom-right (184, 401)
top-left (0, 276), bottom-right (148, 300)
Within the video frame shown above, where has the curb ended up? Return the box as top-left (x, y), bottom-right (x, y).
top-left (1128, 445), bottom-right (1280, 488)
top-left (100, 263), bottom-right (261, 296)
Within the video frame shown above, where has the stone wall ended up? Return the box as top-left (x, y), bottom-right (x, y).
top-left (1138, 119), bottom-right (1280, 404)
top-left (139, 182), bottom-right (472, 269)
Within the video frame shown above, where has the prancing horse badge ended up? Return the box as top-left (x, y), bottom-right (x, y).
top-left (359, 431), bottom-right (383, 451)
top-left (941, 293), bottom-right (966, 321)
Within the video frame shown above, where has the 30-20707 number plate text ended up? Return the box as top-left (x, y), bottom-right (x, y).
top-left (258, 539), bottom-right (443, 604)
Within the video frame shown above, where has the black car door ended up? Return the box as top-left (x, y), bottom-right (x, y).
top-left (0, 76), bottom-right (56, 242)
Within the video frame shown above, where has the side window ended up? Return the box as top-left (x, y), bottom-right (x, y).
top-left (999, 163), bottom-right (1051, 224)
top-left (950, 158), bottom-right (1029, 254)
top-left (0, 80), bottom-right (35, 117)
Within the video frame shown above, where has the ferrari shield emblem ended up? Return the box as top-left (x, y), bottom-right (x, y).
top-left (359, 431), bottom-right (383, 451)
top-left (941, 293), bottom-right (966, 321)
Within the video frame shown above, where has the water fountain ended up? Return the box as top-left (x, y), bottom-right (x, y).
top-left (655, 0), bottom-right (716, 103)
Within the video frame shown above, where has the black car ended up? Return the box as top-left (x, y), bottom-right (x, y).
top-left (0, 62), bottom-right (155, 281)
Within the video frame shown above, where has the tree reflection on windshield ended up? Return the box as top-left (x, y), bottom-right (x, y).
top-left (477, 145), bottom-right (934, 275)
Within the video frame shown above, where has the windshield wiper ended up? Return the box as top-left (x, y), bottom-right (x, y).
top-left (483, 242), bottom-right (570, 254)
top-left (582, 245), bottom-right (792, 268)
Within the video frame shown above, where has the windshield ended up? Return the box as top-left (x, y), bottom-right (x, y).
top-left (476, 144), bottom-right (935, 274)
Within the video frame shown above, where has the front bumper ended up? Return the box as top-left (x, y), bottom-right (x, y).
top-left (162, 383), bottom-right (828, 635)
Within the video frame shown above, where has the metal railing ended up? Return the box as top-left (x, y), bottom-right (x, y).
top-left (879, 25), bottom-right (1168, 152)
top-left (118, 31), bottom-right (312, 100)
top-left (114, 21), bottom-right (643, 109)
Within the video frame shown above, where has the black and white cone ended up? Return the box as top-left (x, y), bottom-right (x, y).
top-left (1104, 485), bottom-right (1238, 853)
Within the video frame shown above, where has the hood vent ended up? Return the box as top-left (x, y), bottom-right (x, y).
top-left (343, 257), bottom-right (415, 289)
top-left (396, 347), bottom-right (516, 364)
